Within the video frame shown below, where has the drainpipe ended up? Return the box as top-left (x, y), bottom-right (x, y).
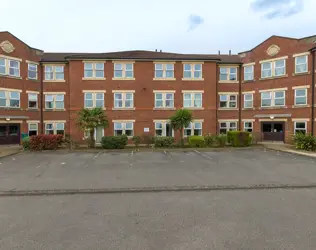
top-left (311, 49), bottom-right (315, 136)
top-left (238, 64), bottom-right (242, 130)
top-left (40, 63), bottom-right (44, 134)
top-left (215, 64), bottom-right (218, 134)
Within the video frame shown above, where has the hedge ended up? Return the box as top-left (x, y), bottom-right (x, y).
top-left (22, 137), bottom-right (30, 150)
top-left (227, 131), bottom-right (251, 147)
top-left (101, 135), bottom-right (128, 149)
top-left (188, 136), bottom-right (205, 147)
top-left (29, 134), bottom-right (64, 151)
top-left (153, 136), bottom-right (174, 148)
top-left (293, 133), bottom-right (316, 151)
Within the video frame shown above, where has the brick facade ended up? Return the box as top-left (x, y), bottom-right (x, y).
top-left (0, 31), bottom-right (315, 144)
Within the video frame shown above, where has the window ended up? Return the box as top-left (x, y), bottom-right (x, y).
top-left (28, 93), bottom-right (38, 109)
top-left (294, 122), bottom-right (307, 134)
top-left (261, 59), bottom-right (286, 78)
top-left (220, 67), bottom-right (237, 81)
top-left (155, 64), bottom-right (174, 79)
top-left (154, 93), bottom-right (174, 108)
top-left (9, 92), bottom-right (20, 108)
top-left (0, 91), bottom-right (6, 107)
top-left (84, 93), bottom-right (104, 108)
top-left (45, 94), bottom-right (65, 109)
top-left (0, 58), bottom-right (5, 75)
top-left (44, 65), bottom-right (64, 80)
top-left (219, 94), bottom-right (237, 108)
top-left (184, 121), bottom-right (202, 137)
top-left (295, 89), bottom-right (307, 105)
top-left (0, 58), bottom-right (21, 77)
top-left (295, 55), bottom-right (308, 74)
top-left (28, 123), bottom-right (38, 136)
top-left (155, 121), bottom-right (174, 137)
top-left (84, 62), bottom-right (104, 78)
top-left (261, 91), bottom-right (285, 107)
top-left (219, 122), bottom-right (237, 134)
top-left (0, 91), bottom-right (20, 108)
top-left (244, 94), bottom-right (253, 108)
top-left (45, 122), bottom-right (65, 135)
top-left (114, 122), bottom-right (134, 136)
top-left (114, 92), bottom-right (134, 108)
top-left (114, 63), bottom-right (133, 79)
top-left (244, 122), bottom-right (253, 132)
top-left (9, 60), bottom-right (20, 77)
top-left (244, 65), bottom-right (254, 81)
top-left (28, 63), bottom-right (38, 80)
top-left (183, 92), bottom-right (202, 108)
top-left (183, 63), bottom-right (202, 79)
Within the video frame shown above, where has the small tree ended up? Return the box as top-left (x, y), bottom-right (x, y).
top-left (169, 109), bottom-right (193, 146)
top-left (77, 108), bottom-right (109, 148)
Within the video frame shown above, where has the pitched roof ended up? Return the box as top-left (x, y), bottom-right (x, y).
top-left (0, 31), bottom-right (43, 52)
top-left (41, 50), bottom-right (241, 63)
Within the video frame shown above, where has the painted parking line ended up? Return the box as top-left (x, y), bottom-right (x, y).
top-left (93, 152), bottom-right (102, 159)
top-left (163, 150), bottom-right (172, 160)
top-left (194, 150), bottom-right (213, 161)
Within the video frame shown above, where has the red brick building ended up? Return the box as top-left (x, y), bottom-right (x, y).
top-left (0, 31), bottom-right (315, 144)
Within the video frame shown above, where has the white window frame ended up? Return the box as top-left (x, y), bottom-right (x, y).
top-left (154, 63), bottom-right (174, 79)
top-left (183, 92), bottom-right (203, 108)
top-left (45, 94), bottom-right (65, 110)
top-left (244, 65), bottom-right (254, 81)
top-left (28, 93), bottom-right (38, 109)
top-left (184, 121), bottom-right (203, 137)
top-left (261, 59), bottom-right (286, 78)
top-left (8, 59), bottom-right (20, 77)
top-left (84, 62), bottom-right (104, 78)
top-left (45, 122), bottom-right (65, 135)
top-left (44, 65), bottom-right (64, 81)
top-left (28, 123), bottom-right (38, 136)
top-left (154, 92), bottom-right (174, 108)
top-left (294, 89), bottom-right (307, 106)
top-left (219, 67), bottom-right (238, 81)
top-left (28, 63), bottom-right (38, 80)
top-left (261, 91), bottom-right (285, 107)
top-left (294, 121), bottom-right (307, 134)
top-left (154, 121), bottom-right (174, 137)
top-left (8, 91), bottom-right (20, 108)
top-left (219, 94), bottom-right (237, 108)
top-left (114, 92), bottom-right (134, 109)
top-left (113, 63), bottom-right (134, 79)
top-left (243, 121), bottom-right (253, 132)
top-left (0, 58), bottom-right (5, 75)
top-left (183, 63), bottom-right (203, 79)
top-left (114, 122), bottom-right (134, 136)
top-left (0, 57), bottom-right (22, 77)
top-left (84, 92), bottom-right (104, 108)
top-left (219, 121), bottom-right (237, 134)
top-left (295, 55), bottom-right (308, 74)
top-left (243, 93), bottom-right (253, 108)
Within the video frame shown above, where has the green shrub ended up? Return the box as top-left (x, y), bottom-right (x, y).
top-left (216, 134), bottom-right (227, 147)
top-left (153, 136), bottom-right (174, 148)
top-left (22, 137), bottom-right (30, 150)
top-left (293, 133), bottom-right (316, 151)
top-left (132, 135), bottom-right (141, 147)
top-left (227, 131), bottom-right (251, 147)
top-left (204, 134), bottom-right (217, 147)
top-left (188, 136), bottom-right (205, 147)
top-left (101, 135), bottom-right (128, 149)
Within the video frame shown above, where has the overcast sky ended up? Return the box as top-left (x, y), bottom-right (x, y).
top-left (1, 0), bottom-right (315, 54)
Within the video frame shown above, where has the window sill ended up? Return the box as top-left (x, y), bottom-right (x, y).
top-left (292, 71), bottom-right (310, 76)
top-left (218, 108), bottom-right (238, 110)
top-left (26, 78), bottom-right (39, 81)
top-left (183, 107), bottom-right (204, 110)
top-left (292, 105), bottom-right (310, 108)
top-left (84, 107), bottom-right (106, 110)
top-left (0, 107), bottom-right (22, 110)
top-left (153, 78), bottom-right (176, 81)
top-left (181, 78), bottom-right (204, 81)
top-left (218, 80), bottom-right (239, 84)
top-left (0, 74), bottom-right (22, 80)
top-left (242, 108), bottom-right (255, 110)
top-left (242, 80), bottom-right (255, 83)
top-left (82, 77), bottom-right (106, 81)
top-left (26, 108), bottom-right (39, 111)
top-left (258, 106), bottom-right (287, 110)
top-left (112, 108), bottom-right (135, 111)
top-left (112, 77), bottom-right (135, 81)
top-left (259, 74), bottom-right (288, 81)
top-left (43, 80), bottom-right (66, 83)
top-left (44, 109), bottom-right (66, 111)
top-left (153, 107), bottom-right (176, 110)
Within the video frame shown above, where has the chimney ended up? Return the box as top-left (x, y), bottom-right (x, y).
top-left (218, 50), bottom-right (220, 55)
top-left (160, 49), bottom-right (162, 52)
top-left (229, 50), bottom-right (231, 55)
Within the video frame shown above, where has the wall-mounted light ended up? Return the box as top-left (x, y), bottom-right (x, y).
top-left (5, 117), bottom-right (10, 121)
top-left (270, 116), bottom-right (274, 120)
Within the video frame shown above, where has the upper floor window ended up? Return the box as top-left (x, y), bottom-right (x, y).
top-left (244, 93), bottom-right (253, 108)
top-left (294, 89), bottom-right (307, 106)
top-left (295, 55), bottom-right (308, 74)
top-left (0, 90), bottom-right (20, 108)
top-left (45, 122), bottom-right (65, 135)
top-left (44, 65), bottom-right (64, 80)
top-left (220, 67), bottom-right (237, 81)
top-left (155, 121), bottom-right (174, 137)
top-left (0, 58), bottom-right (20, 77)
top-left (28, 63), bottom-right (38, 80)
top-left (261, 59), bottom-right (285, 78)
top-left (184, 121), bottom-right (202, 137)
top-left (84, 62), bottom-right (104, 78)
top-left (183, 92), bottom-right (202, 108)
top-left (114, 63), bottom-right (133, 79)
top-left (219, 94), bottom-right (237, 108)
top-left (28, 93), bottom-right (38, 109)
top-left (114, 121), bottom-right (134, 136)
top-left (261, 90), bottom-right (285, 107)
top-left (244, 65), bottom-right (254, 81)
top-left (45, 94), bottom-right (64, 109)
top-left (114, 92), bottom-right (134, 108)
top-left (84, 92), bottom-right (104, 108)
top-left (155, 63), bottom-right (174, 79)
top-left (183, 63), bottom-right (202, 79)
top-left (155, 92), bottom-right (174, 108)
top-left (0, 58), bottom-right (5, 75)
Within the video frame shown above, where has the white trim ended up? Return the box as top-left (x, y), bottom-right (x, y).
top-left (43, 91), bottom-right (66, 94)
top-left (293, 52), bottom-right (310, 57)
top-left (112, 60), bottom-right (135, 64)
top-left (292, 85), bottom-right (310, 89)
top-left (242, 91), bottom-right (255, 94)
top-left (218, 65), bottom-right (238, 68)
top-left (26, 60), bottom-right (39, 65)
top-left (44, 120), bottom-right (66, 123)
top-left (218, 119), bottom-right (238, 122)
top-left (112, 119), bottom-right (135, 122)
top-left (153, 90), bottom-right (175, 93)
top-left (112, 90), bottom-right (135, 93)
top-left (0, 87), bottom-right (22, 93)
top-left (26, 90), bottom-right (40, 94)
top-left (0, 120), bottom-right (23, 124)
top-left (243, 62), bottom-right (255, 67)
top-left (242, 119), bottom-right (255, 122)
top-left (294, 121), bottom-right (307, 135)
top-left (259, 87), bottom-right (288, 93)
top-left (181, 61), bottom-right (204, 64)
top-left (82, 60), bottom-right (106, 63)
top-left (0, 55), bottom-right (22, 62)
top-left (82, 90), bottom-right (106, 93)
top-left (153, 119), bottom-right (170, 122)
top-left (259, 56), bottom-right (288, 64)
top-left (258, 118), bottom-right (288, 122)
top-left (182, 90), bottom-right (204, 93)
top-left (26, 120), bottom-right (40, 123)
top-left (218, 92), bottom-right (239, 95)
top-left (292, 118), bottom-right (310, 121)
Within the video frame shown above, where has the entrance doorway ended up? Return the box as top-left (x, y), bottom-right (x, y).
top-left (261, 122), bottom-right (284, 142)
top-left (0, 124), bottom-right (20, 145)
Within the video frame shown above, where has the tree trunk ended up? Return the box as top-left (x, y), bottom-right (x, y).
top-left (180, 127), bottom-right (184, 147)
top-left (89, 128), bottom-right (95, 148)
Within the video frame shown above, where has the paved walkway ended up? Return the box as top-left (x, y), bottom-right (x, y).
top-left (0, 145), bottom-right (22, 158)
top-left (261, 142), bottom-right (316, 158)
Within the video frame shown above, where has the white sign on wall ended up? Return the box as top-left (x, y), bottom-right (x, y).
top-left (144, 127), bottom-right (149, 132)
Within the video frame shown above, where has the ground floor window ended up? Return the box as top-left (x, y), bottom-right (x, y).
top-left (294, 121), bottom-right (307, 134)
top-left (219, 121), bottom-right (237, 134)
top-left (243, 121), bottom-right (253, 132)
top-left (45, 122), bottom-right (65, 135)
top-left (114, 122), bottom-right (133, 136)
top-left (155, 121), bottom-right (174, 136)
top-left (184, 121), bottom-right (202, 137)
top-left (28, 123), bottom-right (38, 136)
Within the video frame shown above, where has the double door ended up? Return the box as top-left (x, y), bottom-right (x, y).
top-left (0, 124), bottom-right (20, 145)
top-left (261, 122), bottom-right (284, 142)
